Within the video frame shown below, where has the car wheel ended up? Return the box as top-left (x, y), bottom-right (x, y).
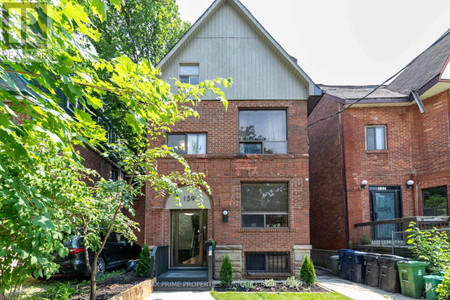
top-left (96, 257), bottom-right (106, 277)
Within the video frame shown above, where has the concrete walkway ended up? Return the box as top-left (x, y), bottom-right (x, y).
top-left (316, 269), bottom-right (415, 300)
top-left (146, 291), bottom-right (214, 300)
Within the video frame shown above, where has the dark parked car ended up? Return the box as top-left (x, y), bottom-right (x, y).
top-left (54, 233), bottom-right (141, 277)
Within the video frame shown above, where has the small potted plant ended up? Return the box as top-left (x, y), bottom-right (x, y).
top-left (205, 237), bottom-right (216, 249)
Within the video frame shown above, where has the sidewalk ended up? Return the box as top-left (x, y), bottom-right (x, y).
top-left (316, 268), bottom-right (415, 300)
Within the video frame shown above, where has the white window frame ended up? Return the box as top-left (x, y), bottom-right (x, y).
top-left (365, 125), bottom-right (387, 150)
top-left (241, 182), bottom-right (289, 228)
top-left (167, 133), bottom-right (207, 155)
top-left (179, 64), bottom-right (199, 85)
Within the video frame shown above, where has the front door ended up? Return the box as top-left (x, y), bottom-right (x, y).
top-left (369, 186), bottom-right (402, 240)
top-left (171, 210), bottom-right (207, 267)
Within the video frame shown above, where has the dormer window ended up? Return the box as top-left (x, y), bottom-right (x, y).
top-left (179, 64), bottom-right (199, 84)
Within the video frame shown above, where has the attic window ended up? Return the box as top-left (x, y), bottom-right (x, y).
top-left (179, 64), bottom-right (199, 84)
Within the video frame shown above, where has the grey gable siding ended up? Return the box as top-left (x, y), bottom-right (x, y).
top-left (159, 1), bottom-right (309, 100)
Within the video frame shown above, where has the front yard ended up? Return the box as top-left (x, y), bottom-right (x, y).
top-left (210, 291), bottom-right (352, 300)
top-left (20, 269), bottom-right (146, 299)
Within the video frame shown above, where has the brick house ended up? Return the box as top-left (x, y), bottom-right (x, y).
top-left (133, 0), bottom-right (320, 279)
top-left (308, 30), bottom-right (450, 255)
top-left (1, 72), bottom-right (121, 182)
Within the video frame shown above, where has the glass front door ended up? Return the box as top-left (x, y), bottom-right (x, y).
top-left (369, 186), bottom-right (402, 240)
top-left (171, 210), bottom-right (207, 267)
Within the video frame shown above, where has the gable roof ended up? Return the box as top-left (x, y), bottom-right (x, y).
top-left (388, 29), bottom-right (450, 95)
top-left (156, 0), bottom-right (319, 96)
top-left (320, 85), bottom-right (407, 101)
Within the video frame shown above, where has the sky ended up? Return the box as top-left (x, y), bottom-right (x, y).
top-left (177, 0), bottom-right (450, 85)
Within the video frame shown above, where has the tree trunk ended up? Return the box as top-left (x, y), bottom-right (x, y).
top-left (90, 256), bottom-right (98, 300)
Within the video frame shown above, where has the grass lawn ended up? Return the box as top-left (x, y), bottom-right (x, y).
top-left (210, 291), bottom-right (352, 300)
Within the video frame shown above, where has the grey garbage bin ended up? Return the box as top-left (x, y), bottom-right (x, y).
top-left (379, 254), bottom-right (404, 293)
top-left (364, 253), bottom-right (381, 287)
top-left (330, 255), bottom-right (339, 276)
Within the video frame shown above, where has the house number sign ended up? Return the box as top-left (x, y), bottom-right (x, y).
top-left (165, 186), bottom-right (211, 209)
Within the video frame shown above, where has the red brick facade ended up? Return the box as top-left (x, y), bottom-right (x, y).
top-left (136, 100), bottom-right (311, 276)
top-left (309, 89), bottom-right (450, 249)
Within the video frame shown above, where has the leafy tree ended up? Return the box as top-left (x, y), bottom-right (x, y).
top-left (89, 0), bottom-right (190, 151)
top-left (91, 0), bottom-right (189, 65)
top-left (300, 256), bottom-right (316, 285)
top-left (135, 245), bottom-right (151, 277)
top-left (0, 1), bottom-right (230, 300)
top-left (220, 255), bottom-right (233, 287)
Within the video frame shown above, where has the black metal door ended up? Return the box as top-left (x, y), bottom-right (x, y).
top-left (369, 186), bottom-right (402, 240)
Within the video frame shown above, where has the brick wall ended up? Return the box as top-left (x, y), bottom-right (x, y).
top-left (308, 89), bottom-right (449, 248)
top-left (138, 99), bottom-right (311, 276)
top-left (412, 90), bottom-right (450, 216)
top-left (308, 94), bottom-right (348, 249)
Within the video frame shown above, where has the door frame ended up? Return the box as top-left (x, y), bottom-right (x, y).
top-left (171, 209), bottom-right (207, 267)
top-left (369, 185), bottom-right (403, 222)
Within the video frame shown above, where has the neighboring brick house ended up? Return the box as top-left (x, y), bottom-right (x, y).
top-left (1, 72), bottom-right (121, 182)
top-left (308, 30), bottom-right (450, 253)
top-left (134, 0), bottom-right (320, 279)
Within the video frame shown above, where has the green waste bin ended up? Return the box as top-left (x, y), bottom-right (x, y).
top-left (424, 275), bottom-right (444, 300)
top-left (397, 261), bottom-right (429, 298)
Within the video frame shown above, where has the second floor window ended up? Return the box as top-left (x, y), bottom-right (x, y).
top-left (241, 182), bottom-right (288, 228)
top-left (167, 133), bottom-right (206, 154)
top-left (179, 64), bottom-right (199, 85)
top-left (239, 110), bottom-right (287, 154)
top-left (366, 125), bottom-right (386, 150)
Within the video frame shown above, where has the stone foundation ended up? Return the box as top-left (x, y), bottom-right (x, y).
top-left (293, 245), bottom-right (312, 277)
top-left (214, 245), bottom-right (242, 280)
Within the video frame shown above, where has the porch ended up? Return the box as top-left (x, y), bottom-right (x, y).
top-left (353, 216), bottom-right (450, 255)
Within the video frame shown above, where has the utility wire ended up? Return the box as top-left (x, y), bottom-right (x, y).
top-left (307, 30), bottom-right (449, 128)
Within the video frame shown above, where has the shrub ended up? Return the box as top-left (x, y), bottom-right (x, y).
top-left (284, 276), bottom-right (300, 289)
top-left (264, 278), bottom-right (276, 288)
top-left (406, 222), bottom-right (450, 272)
top-left (239, 280), bottom-right (254, 289)
top-left (38, 281), bottom-right (78, 300)
top-left (136, 244), bottom-right (152, 277)
top-left (220, 254), bottom-right (233, 287)
top-left (437, 267), bottom-right (450, 300)
top-left (300, 256), bottom-right (316, 285)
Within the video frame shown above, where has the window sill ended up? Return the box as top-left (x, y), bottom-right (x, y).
top-left (171, 153), bottom-right (309, 159)
top-left (239, 227), bottom-right (294, 233)
top-left (365, 150), bottom-right (388, 154)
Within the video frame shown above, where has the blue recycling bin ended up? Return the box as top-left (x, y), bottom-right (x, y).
top-left (338, 249), bottom-right (355, 280)
top-left (348, 251), bottom-right (367, 283)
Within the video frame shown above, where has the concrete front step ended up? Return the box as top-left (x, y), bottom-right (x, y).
top-left (154, 268), bottom-right (210, 291)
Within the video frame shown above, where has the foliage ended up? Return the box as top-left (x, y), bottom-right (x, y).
top-left (0, 1), bottom-right (230, 299)
top-left (264, 278), bottom-right (276, 288)
top-left (406, 222), bottom-right (450, 272)
top-left (300, 256), bottom-right (316, 285)
top-left (91, 0), bottom-right (189, 65)
top-left (36, 281), bottom-right (78, 300)
top-left (135, 245), bottom-right (151, 277)
top-left (220, 255), bottom-right (233, 287)
top-left (437, 267), bottom-right (450, 300)
top-left (239, 280), bottom-right (254, 290)
top-left (362, 235), bottom-right (371, 245)
top-left (0, 150), bottom-right (94, 299)
top-left (89, 0), bottom-right (190, 151)
top-left (284, 276), bottom-right (300, 289)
